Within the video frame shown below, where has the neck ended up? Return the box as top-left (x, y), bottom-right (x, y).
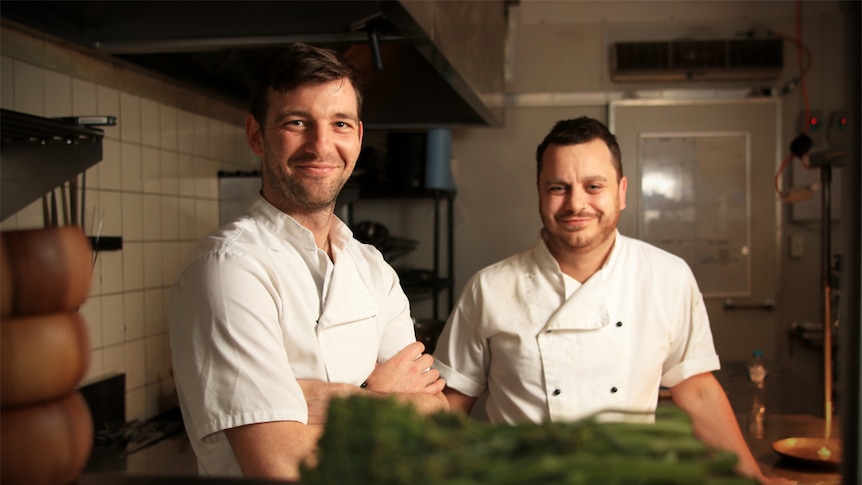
top-left (290, 209), bottom-right (335, 253)
top-left (544, 230), bottom-right (616, 283)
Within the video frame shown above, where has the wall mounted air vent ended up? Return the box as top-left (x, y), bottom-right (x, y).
top-left (610, 38), bottom-right (783, 82)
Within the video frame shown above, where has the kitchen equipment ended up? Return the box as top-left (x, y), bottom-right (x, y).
top-left (772, 437), bottom-right (842, 467)
top-left (771, 146), bottom-right (846, 467)
top-left (353, 220), bottom-right (418, 263)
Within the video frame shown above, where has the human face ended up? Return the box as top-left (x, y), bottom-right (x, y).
top-left (538, 139), bottom-right (627, 258)
top-left (246, 79), bottom-right (363, 215)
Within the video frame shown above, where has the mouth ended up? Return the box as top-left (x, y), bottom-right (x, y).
top-left (557, 215), bottom-right (595, 231)
top-left (558, 214), bottom-right (594, 228)
top-left (293, 162), bottom-right (340, 177)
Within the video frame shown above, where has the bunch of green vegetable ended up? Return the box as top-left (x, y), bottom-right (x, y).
top-left (301, 395), bottom-right (754, 484)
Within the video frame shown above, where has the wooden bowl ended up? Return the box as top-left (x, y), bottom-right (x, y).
top-left (1, 226), bottom-right (92, 316)
top-left (1, 312), bottom-right (90, 407)
top-left (0, 391), bottom-right (93, 485)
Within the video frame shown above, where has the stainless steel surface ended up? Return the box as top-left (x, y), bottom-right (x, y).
top-left (0, 1), bottom-right (506, 128)
top-left (743, 414), bottom-right (842, 484)
top-left (0, 109), bottom-right (105, 222)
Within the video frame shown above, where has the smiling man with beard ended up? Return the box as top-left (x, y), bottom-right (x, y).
top-left (433, 117), bottom-right (792, 485)
top-left (169, 43), bottom-right (447, 482)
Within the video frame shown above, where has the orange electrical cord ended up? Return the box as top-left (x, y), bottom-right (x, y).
top-left (774, 0), bottom-right (813, 199)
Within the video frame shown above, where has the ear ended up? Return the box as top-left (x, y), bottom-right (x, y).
top-left (357, 120), bottom-right (364, 145)
top-left (245, 114), bottom-right (265, 157)
top-left (618, 176), bottom-right (628, 210)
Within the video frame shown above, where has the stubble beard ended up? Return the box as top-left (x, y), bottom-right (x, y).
top-left (543, 208), bottom-right (619, 255)
top-left (264, 155), bottom-right (349, 214)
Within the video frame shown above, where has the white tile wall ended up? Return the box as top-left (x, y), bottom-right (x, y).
top-left (1, 56), bottom-right (15, 109)
top-left (14, 60), bottom-right (45, 115)
top-left (44, 70), bottom-right (72, 117)
top-left (1, 51), bottom-right (258, 422)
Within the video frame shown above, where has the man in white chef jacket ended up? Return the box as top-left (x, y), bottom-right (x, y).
top-left (433, 117), bottom-right (793, 485)
top-left (169, 43), bottom-right (447, 481)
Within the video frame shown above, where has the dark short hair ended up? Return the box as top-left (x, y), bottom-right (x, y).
top-left (535, 117), bottom-right (623, 181)
top-left (249, 43), bottom-right (364, 125)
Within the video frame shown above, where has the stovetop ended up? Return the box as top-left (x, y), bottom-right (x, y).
top-left (86, 407), bottom-right (197, 476)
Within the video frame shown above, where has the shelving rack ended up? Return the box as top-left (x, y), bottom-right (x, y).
top-left (0, 109), bottom-right (105, 222)
top-left (347, 187), bottom-right (455, 352)
top-left (0, 109), bottom-right (120, 250)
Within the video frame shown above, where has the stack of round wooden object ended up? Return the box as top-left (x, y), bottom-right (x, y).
top-left (1, 226), bottom-right (94, 485)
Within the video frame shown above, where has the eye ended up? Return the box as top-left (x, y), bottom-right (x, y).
top-left (333, 120), bottom-right (355, 132)
top-left (280, 119), bottom-right (304, 129)
top-left (548, 185), bottom-right (567, 194)
top-left (586, 183), bottom-right (603, 193)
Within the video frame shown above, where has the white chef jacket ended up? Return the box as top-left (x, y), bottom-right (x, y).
top-left (434, 231), bottom-right (720, 425)
top-left (169, 195), bottom-right (415, 477)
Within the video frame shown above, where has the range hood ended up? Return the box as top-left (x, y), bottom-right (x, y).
top-left (1, 0), bottom-right (506, 128)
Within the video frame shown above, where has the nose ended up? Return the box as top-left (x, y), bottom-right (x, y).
top-left (565, 186), bottom-right (588, 211)
top-left (305, 125), bottom-right (332, 156)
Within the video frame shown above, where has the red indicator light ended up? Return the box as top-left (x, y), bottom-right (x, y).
top-left (809, 117), bottom-right (819, 126)
top-left (840, 117), bottom-right (847, 125)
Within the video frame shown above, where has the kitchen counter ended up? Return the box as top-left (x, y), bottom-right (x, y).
top-left (716, 361), bottom-right (844, 484)
top-left (78, 432), bottom-right (293, 484)
top-left (78, 412), bottom-right (844, 485)
top-left (77, 474), bottom-right (289, 485)
top-left (77, 362), bottom-right (846, 484)
top-left (742, 413), bottom-right (842, 484)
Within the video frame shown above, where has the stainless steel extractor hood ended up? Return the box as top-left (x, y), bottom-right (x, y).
top-left (1, 0), bottom-right (506, 128)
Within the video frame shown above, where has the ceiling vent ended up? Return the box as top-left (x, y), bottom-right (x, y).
top-left (610, 38), bottom-right (783, 83)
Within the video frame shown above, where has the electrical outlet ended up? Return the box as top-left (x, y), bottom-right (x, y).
top-left (828, 110), bottom-right (848, 147)
top-left (798, 110), bottom-right (827, 150)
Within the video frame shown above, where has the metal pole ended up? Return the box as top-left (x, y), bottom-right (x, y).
top-left (821, 163), bottom-right (833, 438)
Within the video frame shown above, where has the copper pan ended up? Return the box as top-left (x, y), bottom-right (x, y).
top-left (772, 437), bottom-right (842, 467)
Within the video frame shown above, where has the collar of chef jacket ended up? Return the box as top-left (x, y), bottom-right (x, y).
top-left (317, 254), bottom-right (378, 328)
top-left (251, 196), bottom-right (379, 328)
top-left (534, 231), bottom-right (623, 332)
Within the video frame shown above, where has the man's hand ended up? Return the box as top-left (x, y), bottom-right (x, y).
top-left (365, 341), bottom-right (445, 395)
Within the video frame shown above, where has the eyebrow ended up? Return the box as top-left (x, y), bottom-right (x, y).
top-left (272, 110), bottom-right (358, 125)
top-left (542, 175), bottom-right (609, 185)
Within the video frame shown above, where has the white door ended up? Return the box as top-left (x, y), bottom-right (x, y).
top-left (610, 98), bottom-right (781, 362)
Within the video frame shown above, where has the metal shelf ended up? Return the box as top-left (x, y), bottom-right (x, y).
top-left (0, 109), bottom-right (106, 222)
top-left (348, 188), bottom-right (455, 328)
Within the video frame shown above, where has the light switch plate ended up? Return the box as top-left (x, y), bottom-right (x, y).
top-left (790, 234), bottom-right (805, 258)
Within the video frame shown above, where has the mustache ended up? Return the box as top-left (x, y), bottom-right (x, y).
top-left (556, 209), bottom-right (597, 219)
top-left (288, 153), bottom-right (343, 165)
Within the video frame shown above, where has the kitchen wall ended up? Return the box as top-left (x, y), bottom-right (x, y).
top-left (450, 1), bottom-right (851, 387)
top-left (0, 0), bottom-right (852, 421)
top-left (0, 26), bottom-right (257, 422)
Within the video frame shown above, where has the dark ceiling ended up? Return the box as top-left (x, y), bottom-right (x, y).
top-left (1, 1), bottom-right (502, 128)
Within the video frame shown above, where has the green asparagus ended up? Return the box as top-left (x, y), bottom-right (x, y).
top-left (300, 396), bottom-right (755, 484)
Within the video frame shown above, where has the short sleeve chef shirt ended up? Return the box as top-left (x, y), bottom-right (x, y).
top-left (169, 195), bottom-right (415, 477)
top-left (434, 231), bottom-right (720, 425)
